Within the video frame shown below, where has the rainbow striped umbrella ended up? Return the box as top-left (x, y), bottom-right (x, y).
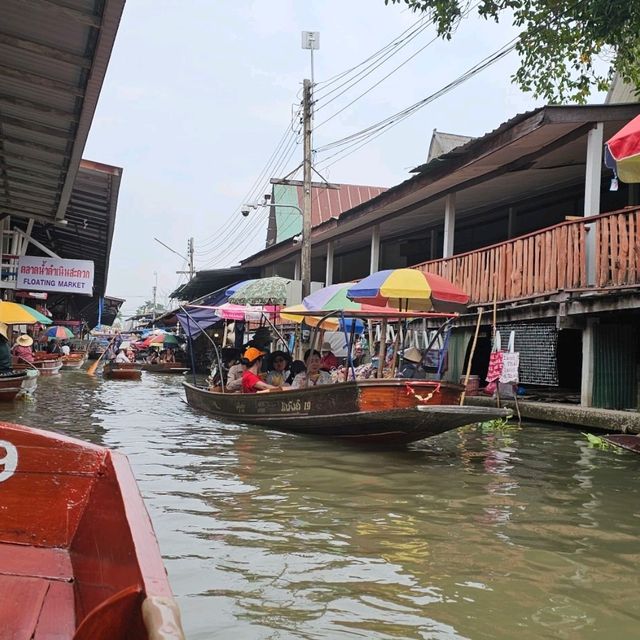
top-left (605, 114), bottom-right (640, 183)
top-left (45, 325), bottom-right (74, 339)
top-left (346, 269), bottom-right (469, 312)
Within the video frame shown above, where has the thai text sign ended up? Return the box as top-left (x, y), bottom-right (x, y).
top-left (17, 256), bottom-right (94, 295)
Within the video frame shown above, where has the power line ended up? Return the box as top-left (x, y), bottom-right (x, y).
top-left (195, 126), bottom-right (301, 263)
top-left (314, 37), bottom-right (518, 169)
top-left (195, 104), bottom-right (302, 252)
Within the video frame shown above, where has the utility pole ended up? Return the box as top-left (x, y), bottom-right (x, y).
top-left (152, 271), bottom-right (157, 325)
top-left (301, 78), bottom-right (313, 300)
top-left (188, 237), bottom-right (195, 280)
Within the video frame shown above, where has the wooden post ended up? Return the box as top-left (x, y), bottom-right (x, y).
top-left (370, 225), bottom-right (380, 274)
top-left (584, 122), bottom-right (603, 286)
top-left (325, 241), bottom-right (334, 286)
top-left (443, 193), bottom-right (456, 258)
top-left (377, 319), bottom-right (387, 378)
top-left (460, 307), bottom-right (483, 406)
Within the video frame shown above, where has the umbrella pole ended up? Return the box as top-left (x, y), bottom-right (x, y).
top-left (377, 319), bottom-right (387, 378)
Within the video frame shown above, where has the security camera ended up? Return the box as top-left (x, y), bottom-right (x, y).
top-left (241, 206), bottom-right (251, 217)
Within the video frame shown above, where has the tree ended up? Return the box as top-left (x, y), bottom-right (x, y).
top-left (384, 1), bottom-right (640, 103)
top-left (135, 300), bottom-right (166, 316)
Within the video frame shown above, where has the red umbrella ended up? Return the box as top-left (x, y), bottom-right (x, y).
top-left (605, 114), bottom-right (640, 183)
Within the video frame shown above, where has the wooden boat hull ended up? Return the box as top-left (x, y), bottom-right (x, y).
top-left (142, 363), bottom-right (189, 374)
top-left (0, 421), bottom-right (184, 638)
top-left (183, 379), bottom-right (506, 444)
top-left (12, 356), bottom-right (62, 376)
top-left (604, 434), bottom-right (640, 454)
top-left (0, 372), bottom-right (28, 402)
top-left (61, 353), bottom-right (87, 369)
top-left (104, 362), bottom-right (142, 380)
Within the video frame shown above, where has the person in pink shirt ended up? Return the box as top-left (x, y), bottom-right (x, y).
top-left (12, 334), bottom-right (34, 363)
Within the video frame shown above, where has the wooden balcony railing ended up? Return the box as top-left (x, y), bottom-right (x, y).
top-left (413, 206), bottom-right (640, 306)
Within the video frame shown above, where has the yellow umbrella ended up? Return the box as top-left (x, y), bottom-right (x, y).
top-left (280, 304), bottom-right (341, 330)
top-left (0, 301), bottom-right (45, 325)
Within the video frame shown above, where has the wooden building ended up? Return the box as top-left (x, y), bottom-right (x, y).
top-left (241, 104), bottom-right (640, 412)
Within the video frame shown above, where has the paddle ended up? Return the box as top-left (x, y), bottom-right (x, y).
top-left (87, 336), bottom-right (116, 376)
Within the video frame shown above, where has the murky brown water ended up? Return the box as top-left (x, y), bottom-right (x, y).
top-left (4, 372), bottom-right (640, 639)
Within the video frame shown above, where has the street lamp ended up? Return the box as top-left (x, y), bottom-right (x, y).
top-left (242, 200), bottom-right (308, 292)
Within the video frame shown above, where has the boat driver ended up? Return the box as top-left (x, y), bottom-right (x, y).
top-left (396, 347), bottom-right (427, 379)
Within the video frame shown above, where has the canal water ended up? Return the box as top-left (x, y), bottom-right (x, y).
top-left (3, 372), bottom-right (639, 639)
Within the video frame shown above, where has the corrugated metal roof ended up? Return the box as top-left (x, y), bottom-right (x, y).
top-left (0, 0), bottom-right (125, 224)
top-left (266, 182), bottom-right (387, 246)
top-left (15, 159), bottom-right (122, 296)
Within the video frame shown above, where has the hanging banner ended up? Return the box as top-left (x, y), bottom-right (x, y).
top-left (16, 256), bottom-right (94, 295)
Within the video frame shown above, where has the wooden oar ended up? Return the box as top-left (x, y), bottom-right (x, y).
top-left (87, 337), bottom-right (116, 376)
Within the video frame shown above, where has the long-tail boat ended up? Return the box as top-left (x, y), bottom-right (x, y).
top-left (0, 421), bottom-right (184, 639)
top-left (103, 362), bottom-right (142, 380)
top-left (142, 362), bottom-right (189, 374)
top-left (183, 379), bottom-right (510, 445)
top-left (61, 352), bottom-right (88, 369)
top-left (0, 371), bottom-right (28, 402)
top-left (13, 352), bottom-right (63, 376)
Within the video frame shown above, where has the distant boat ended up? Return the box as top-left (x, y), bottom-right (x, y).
top-left (103, 362), bottom-right (142, 380)
top-left (61, 352), bottom-right (88, 369)
top-left (184, 379), bottom-right (510, 445)
top-left (0, 421), bottom-right (185, 638)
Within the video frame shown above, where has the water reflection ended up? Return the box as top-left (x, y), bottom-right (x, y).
top-left (5, 373), bottom-right (640, 639)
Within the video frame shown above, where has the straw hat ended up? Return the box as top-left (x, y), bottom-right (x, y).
top-left (243, 346), bottom-right (265, 363)
top-left (0, 323), bottom-right (8, 340)
top-left (16, 334), bottom-right (33, 347)
top-left (402, 347), bottom-right (423, 364)
top-left (321, 341), bottom-right (333, 352)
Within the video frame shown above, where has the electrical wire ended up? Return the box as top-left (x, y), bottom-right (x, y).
top-left (195, 104), bottom-right (302, 252)
top-left (197, 129), bottom-right (302, 268)
top-left (314, 37), bottom-right (518, 169)
top-left (314, 13), bottom-right (431, 91)
top-left (195, 126), bottom-right (301, 263)
top-left (313, 17), bottom-right (434, 104)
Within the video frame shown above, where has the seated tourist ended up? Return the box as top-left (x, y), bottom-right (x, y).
top-left (0, 324), bottom-right (12, 375)
top-left (265, 350), bottom-right (292, 386)
top-left (396, 347), bottom-right (426, 379)
top-left (320, 341), bottom-right (339, 371)
top-left (291, 349), bottom-right (333, 388)
top-left (225, 359), bottom-right (245, 392)
top-left (241, 347), bottom-right (281, 393)
top-left (12, 334), bottom-right (34, 363)
top-left (147, 350), bottom-right (159, 364)
top-left (115, 347), bottom-right (130, 363)
top-left (165, 347), bottom-right (176, 363)
top-left (60, 341), bottom-right (71, 356)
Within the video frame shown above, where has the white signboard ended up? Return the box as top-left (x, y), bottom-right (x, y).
top-left (17, 256), bottom-right (94, 296)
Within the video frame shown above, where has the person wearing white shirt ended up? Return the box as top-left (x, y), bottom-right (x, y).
top-left (115, 348), bottom-right (130, 364)
top-left (60, 343), bottom-right (71, 356)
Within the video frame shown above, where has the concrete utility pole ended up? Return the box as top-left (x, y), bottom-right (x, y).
top-left (301, 78), bottom-right (313, 300)
top-left (188, 237), bottom-right (195, 280)
top-left (152, 271), bottom-right (157, 324)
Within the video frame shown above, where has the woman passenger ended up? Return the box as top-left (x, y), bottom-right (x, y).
top-left (241, 347), bottom-right (281, 393)
top-left (291, 349), bottom-right (332, 388)
top-left (265, 350), bottom-right (291, 386)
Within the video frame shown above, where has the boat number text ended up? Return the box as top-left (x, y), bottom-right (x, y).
top-left (0, 440), bottom-right (18, 483)
top-left (281, 400), bottom-right (311, 413)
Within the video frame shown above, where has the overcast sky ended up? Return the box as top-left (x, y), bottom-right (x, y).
top-left (83, 0), bottom-right (603, 317)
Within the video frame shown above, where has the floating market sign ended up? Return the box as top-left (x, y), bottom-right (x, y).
top-left (17, 256), bottom-right (94, 295)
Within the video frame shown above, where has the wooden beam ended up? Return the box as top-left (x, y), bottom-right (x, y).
top-left (14, 228), bottom-right (60, 258)
top-left (2, 135), bottom-right (68, 158)
top-left (15, 0), bottom-right (101, 28)
top-left (0, 115), bottom-right (72, 139)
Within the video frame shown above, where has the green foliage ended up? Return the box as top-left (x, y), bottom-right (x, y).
top-left (582, 432), bottom-right (621, 450)
top-left (384, 0), bottom-right (640, 103)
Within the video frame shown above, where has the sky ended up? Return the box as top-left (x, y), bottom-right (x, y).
top-left (82, 0), bottom-right (603, 318)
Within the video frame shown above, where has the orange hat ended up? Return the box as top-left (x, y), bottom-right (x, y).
top-left (243, 346), bottom-right (265, 363)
